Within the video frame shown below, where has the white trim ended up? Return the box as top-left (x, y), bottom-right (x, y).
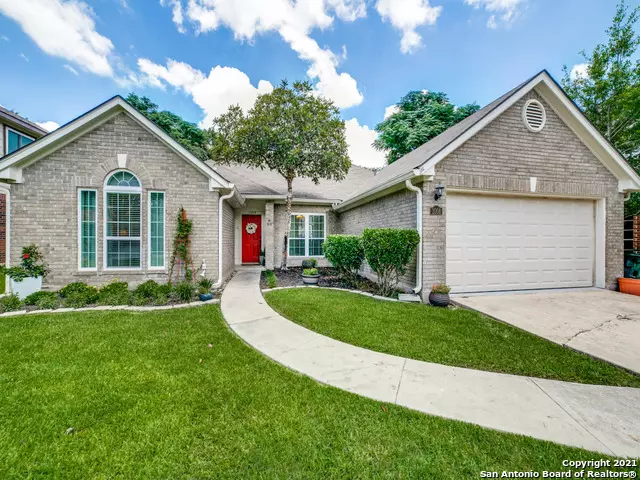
top-left (0, 96), bottom-right (232, 190)
top-left (4, 126), bottom-right (35, 156)
top-left (103, 170), bottom-right (143, 271)
top-left (77, 189), bottom-right (98, 272)
top-left (243, 194), bottom-right (339, 205)
top-left (446, 187), bottom-right (604, 200)
top-left (522, 99), bottom-right (547, 132)
top-left (405, 179), bottom-right (423, 294)
top-left (147, 190), bottom-right (166, 271)
top-left (595, 198), bottom-right (606, 289)
top-left (287, 212), bottom-right (327, 258)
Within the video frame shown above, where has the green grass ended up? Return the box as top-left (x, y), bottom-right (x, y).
top-left (265, 288), bottom-right (640, 388)
top-left (0, 307), bottom-right (636, 478)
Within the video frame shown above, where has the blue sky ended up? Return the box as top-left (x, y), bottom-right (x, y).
top-left (0, 0), bottom-right (628, 168)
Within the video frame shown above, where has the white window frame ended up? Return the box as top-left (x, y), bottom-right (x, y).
top-left (288, 213), bottom-right (326, 258)
top-left (5, 126), bottom-right (34, 155)
top-left (148, 190), bottom-right (166, 270)
top-left (103, 170), bottom-right (142, 271)
top-left (77, 189), bottom-right (98, 271)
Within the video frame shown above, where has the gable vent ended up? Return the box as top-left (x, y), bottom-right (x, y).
top-left (523, 99), bottom-right (546, 132)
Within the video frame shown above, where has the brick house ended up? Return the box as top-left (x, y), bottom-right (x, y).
top-left (0, 70), bottom-right (638, 300)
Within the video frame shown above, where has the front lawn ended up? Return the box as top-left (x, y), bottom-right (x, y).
top-left (265, 288), bottom-right (640, 388)
top-left (0, 306), bottom-right (634, 477)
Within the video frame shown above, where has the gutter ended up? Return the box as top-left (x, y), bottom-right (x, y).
top-left (214, 187), bottom-right (236, 288)
top-left (405, 176), bottom-right (423, 295)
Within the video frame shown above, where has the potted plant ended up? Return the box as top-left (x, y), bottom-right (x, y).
top-left (302, 268), bottom-right (320, 285)
top-left (301, 258), bottom-right (318, 269)
top-left (429, 283), bottom-right (451, 307)
top-left (619, 253), bottom-right (640, 295)
top-left (259, 249), bottom-right (265, 266)
top-left (2, 244), bottom-right (49, 299)
top-left (198, 278), bottom-right (214, 301)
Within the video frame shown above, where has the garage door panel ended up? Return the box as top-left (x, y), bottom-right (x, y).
top-left (446, 194), bottom-right (595, 293)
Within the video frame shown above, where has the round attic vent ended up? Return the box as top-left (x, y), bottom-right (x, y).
top-left (523, 99), bottom-right (546, 132)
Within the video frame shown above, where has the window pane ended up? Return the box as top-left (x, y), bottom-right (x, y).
top-left (107, 171), bottom-right (140, 187)
top-left (7, 131), bottom-right (19, 154)
top-left (289, 239), bottom-right (305, 257)
top-left (107, 240), bottom-right (141, 268)
top-left (79, 190), bottom-right (96, 268)
top-left (106, 192), bottom-right (141, 237)
top-left (309, 215), bottom-right (324, 239)
top-left (20, 136), bottom-right (34, 147)
top-left (149, 192), bottom-right (165, 268)
top-left (309, 239), bottom-right (324, 256)
top-left (289, 215), bottom-right (305, 239)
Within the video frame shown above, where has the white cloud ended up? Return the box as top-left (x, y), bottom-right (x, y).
top-left (375, 0), bottom-right (442, 54)
top-left (63, 64), bottom-right (79, 75)
top-left (19, 52), bottom-right (29, 62)
top-left (0, 35), bottom-right (8, 41)
top-left (570, 63), bottom-right (588, 80)
top-left (138, 58), bottom-right (273, 128)
top-left (36, 120), bottom-right (60, 132)
top-left (161, 0), bottom-right (186, 33)
top-left (464, 0), bottom-right (523, 28)
top-left (384, 104), bottom-right (399, 119)
top-left (344, 118), bottom-right (386, 169)
top-left (166, 0), bottom-right (365, 108)
top-left (0, 0), bottom-right (115, 76)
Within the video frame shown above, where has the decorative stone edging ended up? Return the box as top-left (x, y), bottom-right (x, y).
top-left (0, 298), bottom-right (220, 318)
top-left (262, 285), bottom-right (400, 302)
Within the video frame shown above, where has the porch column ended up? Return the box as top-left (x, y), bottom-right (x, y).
top-left (264, 201), bottom-right (275, 269)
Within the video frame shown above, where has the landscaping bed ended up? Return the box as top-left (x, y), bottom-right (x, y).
top-left (0, 305), bottom-right (633, 478)
top-left (265, 288), bottom-right (640, 388)
top-left (260, 267), bottom-right (380, 293)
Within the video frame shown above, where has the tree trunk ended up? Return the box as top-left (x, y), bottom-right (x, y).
top-left (281, 177), bottom-right (293, 269)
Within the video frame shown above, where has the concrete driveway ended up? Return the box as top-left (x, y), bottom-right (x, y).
top-left (453, 289), bottom-right (640, 374)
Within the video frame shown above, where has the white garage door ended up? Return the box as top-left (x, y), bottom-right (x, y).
top-left (446, 194), bottom-right (595, 293)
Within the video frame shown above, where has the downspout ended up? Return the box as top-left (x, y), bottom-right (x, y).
top-left (215, 189), bottom-right (236, 288)
top-left (405, 178), bottom-right (423, 294)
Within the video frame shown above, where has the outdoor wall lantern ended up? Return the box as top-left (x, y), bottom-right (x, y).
top-left (434, 184), bottom-right (445, 201)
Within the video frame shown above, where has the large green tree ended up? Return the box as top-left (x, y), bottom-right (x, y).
top-left (209, 80), bottom-right (351, 268)
top-left (374, 91), bottom-right (480, 164)
top-left (561, 1), bottom-right (640, 215)
top-left (126, 94), bottom-right (210, 161)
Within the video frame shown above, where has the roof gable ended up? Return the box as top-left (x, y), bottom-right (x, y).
top-left (336, 70), bottom-right (640, 211)
top-left (0, 96), bottom-right (232, 189)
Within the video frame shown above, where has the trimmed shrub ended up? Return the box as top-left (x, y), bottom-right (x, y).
top-left (172, 281), bottom-right (196, 303)
top-left (152, 291), bottom-right (169, 306)
top-left (24, 290), bottom-right (57, 306)
top-left (98, 281), bottom-right (130, 306)
top-left (35, 293), bottom-right (59, 310)
top-left (59, 282), bottom-right (99, 304)
top-left (323, 235), bottom-right (364, 285)
top-left (264, 270), bottom-right (277, 289)
top-left (0, 294), bottom-right (23, 312)
top-left (198, 278), bottom-right (214, 295)
top-left (133, 280), bottom-right (159, 299)
top-left (362, 228), bottom-right (420, 297)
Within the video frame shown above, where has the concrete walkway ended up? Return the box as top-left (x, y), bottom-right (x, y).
top-left (221, 270), bottom-right (640, 457)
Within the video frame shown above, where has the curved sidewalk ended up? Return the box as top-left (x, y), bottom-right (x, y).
top-left (221, 269), bottom-right (640, 457)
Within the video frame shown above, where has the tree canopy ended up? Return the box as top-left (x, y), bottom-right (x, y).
top-left (561, 1), bottom-right (640, 214)
top-left (210, 80), bottom-right (350, 268)
top-left (374, 91), bottom-right (480, 164)
top-left (126, 93), bottom-right (210, 161)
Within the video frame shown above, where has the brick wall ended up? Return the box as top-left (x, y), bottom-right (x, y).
top-left (10, 112), bottom-right (221, 289)
top-left (423, 88), bottom-right (622, 293)
top-left (336, 189), bottom-right (418, 290)
top-left (222, 201), bottom-right (235, 280)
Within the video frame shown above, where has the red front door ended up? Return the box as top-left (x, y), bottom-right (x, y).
top-left (242, 215), bottom-right (262, 264)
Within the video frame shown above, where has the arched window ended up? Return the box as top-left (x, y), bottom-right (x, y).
top-left (104, 170), bottom-right (142, 269)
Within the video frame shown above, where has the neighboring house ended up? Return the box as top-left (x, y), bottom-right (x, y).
top-left (0, 108), bottom-right (47, 292)
top-left (0, 70), bottom-right (638, 300)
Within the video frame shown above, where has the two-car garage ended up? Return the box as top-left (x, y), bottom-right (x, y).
top-left (446, 193), bottom-right (597, 294)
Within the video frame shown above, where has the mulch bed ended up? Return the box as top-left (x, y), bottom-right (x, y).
top-left (261, 267), bottom-right (379, 293)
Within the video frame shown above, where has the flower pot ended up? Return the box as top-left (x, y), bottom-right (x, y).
top-left (429, 292), bottom-right (450, 307)
top-left (618, 277), bottom-right (640, 296)
top-left (10, 276), bottom-right (42, 299)
top-left (199, 292), bottom-right (214, 302)
top-left (302, 274), bottom-right (320, 285)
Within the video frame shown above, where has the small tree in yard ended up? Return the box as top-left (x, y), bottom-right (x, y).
top-left (209, 81), bottom-right (350, 268)
top-left (362, 228), bottom-right (420, 297)
top-left (324, 235), bottom-right (365, 286)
